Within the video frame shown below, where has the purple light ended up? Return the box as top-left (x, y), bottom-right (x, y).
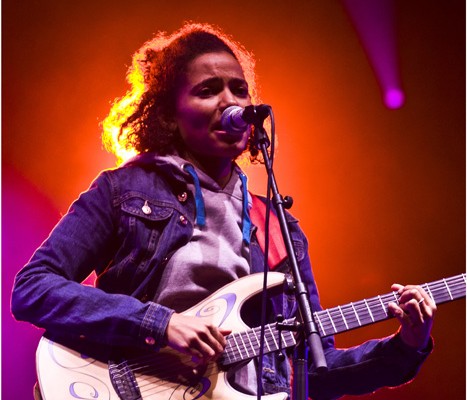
top-left (384, 88), bottom-right (405, 109)
top-left (342, 0), bottom-right (404, 109)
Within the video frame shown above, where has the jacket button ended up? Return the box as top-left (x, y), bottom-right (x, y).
top-left (142, 200), bottom-right (152, 215)
top-left (145, 336), bottom-right (156, 346)
top-left (179, 215), bottom-right (188, 225)
top-left (177, 192), bottom-right (188, 202)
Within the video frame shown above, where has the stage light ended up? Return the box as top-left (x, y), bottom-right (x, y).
top-left (384, 87), bottom-right (405, 109)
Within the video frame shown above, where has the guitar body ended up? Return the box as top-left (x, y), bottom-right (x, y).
top-left (36, 272), bottom-right (289, 400)
top-left (37, 338), bottom-right (116, 399)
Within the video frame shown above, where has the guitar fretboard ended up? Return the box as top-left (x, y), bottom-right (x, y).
top-left (314, 273), bottom-right (466, 337)
top-left (220, 319), bottom-right (297, 366)
top-left (216, 274), bottom-right (466, 366)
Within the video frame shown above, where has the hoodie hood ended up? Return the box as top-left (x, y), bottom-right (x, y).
top-left (122, 152), bottom-right (251, 244)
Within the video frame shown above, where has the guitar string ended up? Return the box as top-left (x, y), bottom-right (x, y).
top-left (115, 278), bottom-right (465, 376)
top-left (111, 275), bottom-right (465, 394)
top-left (114, 327), bottom-right (295, 393)
top-left (120, 329), bottom-right (296, 398)
top-left (222, 327), bottom-right (296, 363)
top-left (115, 335), bottom-right (277, 386)
top-left (114, 351), bottom-right (220, 397)
top-left (137, 362), bottom-right (220, 398)
top-left (314, 278), bottom-right (465, 335)
top-left (316, 278), bottom-right (466, 335)
top-left (229, 328), bottom-right (294, 362)
top-left (318, 276), bottom-right (465, 322)
top-left (135, 329), bottom-right (297, 398)
top-left (110, 320), bottom-right (296, 376)
top-left (313, 275), bottom-right (466, 335)
top-left (314, 277), bottom-right (465, 335)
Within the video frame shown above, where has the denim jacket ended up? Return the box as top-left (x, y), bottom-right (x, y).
top-left (12, 153), bottom-right (430, 399)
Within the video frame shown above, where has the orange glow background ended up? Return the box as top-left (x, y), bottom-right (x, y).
top-left (2, 1), bottom-right (465, 399)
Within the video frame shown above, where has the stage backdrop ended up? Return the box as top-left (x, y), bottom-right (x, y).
top-left (2, 1), bottom-right (465, 399)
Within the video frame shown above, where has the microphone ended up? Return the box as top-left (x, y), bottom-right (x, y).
top-left (221, 105), bottom-right (270, 134)
top-left (221, 106), bottom-right (250, 134)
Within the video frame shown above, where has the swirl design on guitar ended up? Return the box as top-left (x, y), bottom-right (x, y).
top-left (195, 293), bottom-right (236, 327)
top-left (46, 339), bottom-right (111, 399)
top-left (183, 377), bottom-right (211, 399)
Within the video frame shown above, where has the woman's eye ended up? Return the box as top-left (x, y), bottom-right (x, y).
top-left (234, 86), bottom-right (249, 98)
top-left (197, 87), bottom-right (213, 97)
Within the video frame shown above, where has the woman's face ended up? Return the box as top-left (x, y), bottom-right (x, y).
top-left (173, 51), bottom-right (252, 167)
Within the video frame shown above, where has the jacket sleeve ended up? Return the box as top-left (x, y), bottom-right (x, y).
top-left (11, 171), bottom-right (173, 351)
top-left (287, 219), bottom-right (432, 400)
top-left (308, 333), bottom-right (432, 400)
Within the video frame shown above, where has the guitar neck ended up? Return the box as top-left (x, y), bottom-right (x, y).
top-left (220, 319), bottom-right (297, 366)
top-left (314, 273), bottom-right (466, 338)
top-left (217, 273), bottom-right (466, 366)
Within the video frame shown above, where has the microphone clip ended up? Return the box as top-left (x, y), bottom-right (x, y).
top-left (243, 104), bottom-right (271, 127)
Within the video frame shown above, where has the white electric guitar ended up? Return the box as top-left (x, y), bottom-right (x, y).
top-left (36, 272), bottom-right (466, 400)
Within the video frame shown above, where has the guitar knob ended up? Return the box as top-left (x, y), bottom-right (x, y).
top-left (283, 274), bottom-right (295, 295)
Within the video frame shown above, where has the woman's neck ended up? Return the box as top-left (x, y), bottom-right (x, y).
top-left (182, 152), bottom-right (234, 188)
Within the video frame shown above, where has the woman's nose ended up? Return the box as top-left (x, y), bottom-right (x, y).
top-left (219, 89), bottom-right (238, 110)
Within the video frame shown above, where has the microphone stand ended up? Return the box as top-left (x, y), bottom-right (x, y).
top-left (248, 105), bottom-right (327, 400)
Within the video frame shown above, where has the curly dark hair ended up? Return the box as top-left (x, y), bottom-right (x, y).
top-left (102, 22), bottom-right (260, 164)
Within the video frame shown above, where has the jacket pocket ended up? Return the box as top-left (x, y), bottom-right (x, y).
top-left (119, 194), bottom-right (174, 255)
top-left (113, 195), bottom-right (175, 281)
top-left (121, 195), bottom-right (174, 222)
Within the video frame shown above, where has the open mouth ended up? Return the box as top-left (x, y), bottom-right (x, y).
top-left (212, 120), bottom-right (249, 145)
top-left (213, 121), bottom-right (247, 135)
top-left (211, 121), bottom-right (225, 131)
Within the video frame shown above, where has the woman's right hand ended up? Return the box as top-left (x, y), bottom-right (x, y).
top-left (165, 313), bottom-right (231, 364)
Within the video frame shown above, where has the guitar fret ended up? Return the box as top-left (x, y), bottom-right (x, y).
top-left (370, 297), bottom-right (386, 320)
top-left (245, 330), bottom-right (255, 356)
top-left (239, 332), bottom-right (250, 358)
top-left (251, 327), bottom-right (261, 355)
top-left (314, 312), bottom-right (326, 336)
top-left (332, 307), bottom-right (346, 332)
top-left (224, 339), bottom-right (234, 363)
top-left (443, 278), bottom-right (453, 300)
top-left (357, 301), bottom-right (371, 325)
top-left (280, 320), bottom-right (297, 348)
top-left (378, 295), bottom-right (388, 317)
top-left (267, 324), bottom-right (278, 351)
top-left (422, 283), bottom-right (435, 304)
top-left (350, 302), bottom-right (361, 326)
top-left (231, 333), bottom-right (242, 360)
top-left (280, 329), bottom-right (287, 348)
top-left (251, 327), bottom-right (259, 343)
top-left (363, 299), bottom-right (374, 322)
top-left (265, 330), bottom-right (272, 352)
top-left (338, 305), bottom-right (349, 330)
top-left (282, 331), bottom-right (293, 348)
top-left (341, 304), bottom-right (359, 330)
top-left (326, 308), bottom-right (337, 333)
top-left (254, 327), bottom-right (272, 352)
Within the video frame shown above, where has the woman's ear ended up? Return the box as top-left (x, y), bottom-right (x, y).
top-left (166, 120), bottom-right (178, 131)
top-left (157, 108), bottom-right (178, 132)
